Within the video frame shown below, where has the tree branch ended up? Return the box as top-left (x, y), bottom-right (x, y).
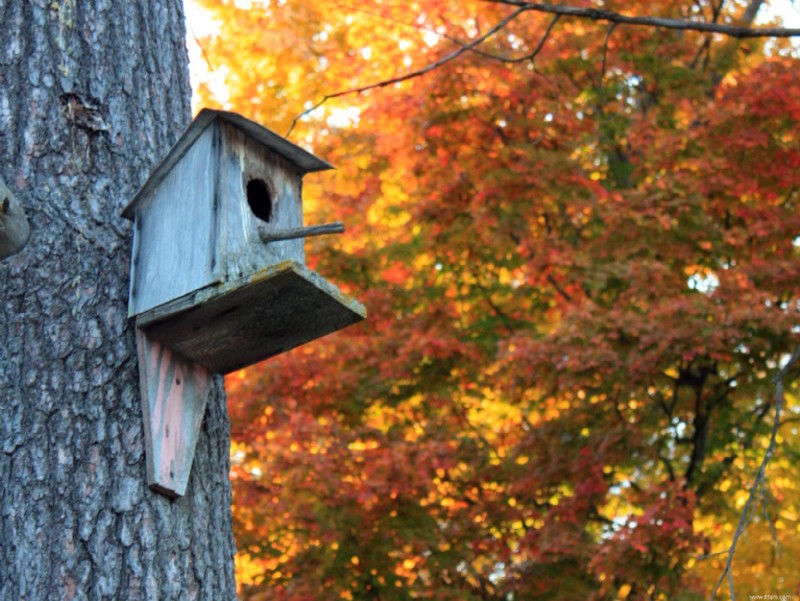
top-left (658, 451), bottom-right (676, 482)
top-left (288, 1), bottom-right (796, 137)
top-left (712, 0), bottom-right (727, 24)
top-left (762, 492), bottom-right (782, 561)
top-left (484, 1), bottom-right (800, 38)
top-left (710, 346), bottom-right (800, 601)
top-left (599, 22), bottom-right (618, 84)
top-left (546, 274), bottom-right (573, 303)
top-left (444, 13), bottom-right (561, 64)
top-left (466, 263), bottom-right (524, 334)
top-left (287, 7), bottom-right (530, 136)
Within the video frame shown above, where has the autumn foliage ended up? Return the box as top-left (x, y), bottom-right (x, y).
top-left (189, 0), bottom-right (800, 598)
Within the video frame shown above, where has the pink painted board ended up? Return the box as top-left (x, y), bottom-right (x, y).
top-left (135, 328), bottom-right (213, 498)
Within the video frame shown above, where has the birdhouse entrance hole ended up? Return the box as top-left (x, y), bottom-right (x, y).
top-left (246, 178), bottom-right (273, 222)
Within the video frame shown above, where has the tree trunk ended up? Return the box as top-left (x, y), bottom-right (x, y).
top-left (0, 1), bottom-right (237, 599)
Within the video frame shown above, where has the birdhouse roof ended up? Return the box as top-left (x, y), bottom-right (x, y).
top-left (122, 109), bottom-right (333, 220)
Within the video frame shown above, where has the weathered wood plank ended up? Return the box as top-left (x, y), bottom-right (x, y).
top-left (217, 110), bottom-right (333, 173)
top-left (128, 124), bottom-right (218, 317)
top-left (135, 328), bottom-right (213, 498)
top-left (136, 260), bottom-right (366, 374)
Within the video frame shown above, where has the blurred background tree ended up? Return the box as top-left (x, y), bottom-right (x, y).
top-left (186, 1), bottom-right (800, 598)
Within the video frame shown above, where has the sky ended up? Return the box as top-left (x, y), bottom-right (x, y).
top-left (762, 0), bottom-right (800, 26)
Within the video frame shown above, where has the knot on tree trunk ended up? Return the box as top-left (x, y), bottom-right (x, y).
top-left (0, 176), bottom-right (30, 260)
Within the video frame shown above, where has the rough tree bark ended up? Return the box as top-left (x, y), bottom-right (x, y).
top-left (0, 1), bottom-right (237, 599)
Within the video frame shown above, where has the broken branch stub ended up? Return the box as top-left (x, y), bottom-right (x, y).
top-left (0, 176), bottom-right (30, 260)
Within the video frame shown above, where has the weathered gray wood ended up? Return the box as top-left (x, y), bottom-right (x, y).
top-left (217, 121), bottom-right (305, 281)
top-left (0, 175), bottom-right (30, 260)
top-left (259, 221), bottom-right (345, 243)
top-left (126, 112), bottom-right (324, 320)
top-left (121, 103), bottom-right (363, 504)
top-left (122, 109), bottom-right (333, 221)
top-left (136, 260), bottom-right (366, 374)
top-left (136, 329), bottom-right (213, 498)
top-left (0, 1), bottom-right (237, 598)
top-left (218, 110), bottom-right (334, 173)
top-left (128, 125), bottom-right (218, 317)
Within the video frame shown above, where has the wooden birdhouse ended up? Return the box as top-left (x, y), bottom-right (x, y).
top-left (123, 109), bottom-right (365, 497)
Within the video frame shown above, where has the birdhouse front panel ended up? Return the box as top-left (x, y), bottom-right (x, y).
top-left (128, 125), bottom-right (218, 318)
top-left (216, 122), bottom-right (305, 283)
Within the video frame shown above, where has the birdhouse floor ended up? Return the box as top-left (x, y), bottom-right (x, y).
top-left (135, 261), bottom-right (366, 374)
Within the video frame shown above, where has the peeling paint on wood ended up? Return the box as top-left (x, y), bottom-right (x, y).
top-left (135, 329), bottom-right (213, 498)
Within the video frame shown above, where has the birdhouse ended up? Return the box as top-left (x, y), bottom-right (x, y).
top-left (124, 108), bottom-right (365, 372)
top-left (123, 109), bottom-right (365, 497)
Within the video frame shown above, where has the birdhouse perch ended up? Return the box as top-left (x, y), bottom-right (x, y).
top-left (124, 109), bottom-right (365, 498)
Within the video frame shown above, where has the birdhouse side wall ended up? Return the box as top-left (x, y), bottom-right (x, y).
top-left (128, 125), bottom-right (218, 317)
top-left (216, 123), bottom-right (304, 283)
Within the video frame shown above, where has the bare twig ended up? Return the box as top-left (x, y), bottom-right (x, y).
top-left (188, 26), bottom-right (215, 72)
top-left (709, 346), bottom-right (800, 601)
top-left (600, 22), bottom-right (618, 83)
top-left (286, 7), bottom-right (530, 136)
top-left (778, 415), bottom-right (800, 428)
top-left (740, 0), bottom-right (766, 27)
top-left (526, 13), bottom-right (561, 61)
top-left (546, 273), bottom-right (573, 302)
top-left (762, 491), bottom-right (782, 560)
top-left (727, 566), bottom-right (735, 600)
top-left (444, 13), bottom-right (561, 64)
top-left (712, 0), bottom-right (727, 24)
top-left (484, 1), bottom-right (800, 38)
top-left (695, 549), bottom-right (731, 561)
